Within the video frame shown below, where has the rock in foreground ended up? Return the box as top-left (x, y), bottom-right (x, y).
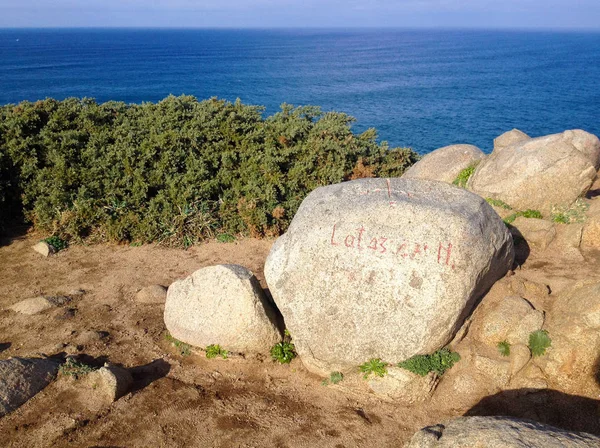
top-left (265, 178), bottom-right (514, 375)
top-left (0, 357), bottom-right (60, 417)
top-left (164, 264), bottom-right (282, 354)
top-left (406, 416), bottom-right (600, 447)
top-left (402, 144), bottom-right (485, 184)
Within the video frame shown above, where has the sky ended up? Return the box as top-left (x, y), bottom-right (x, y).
top-left (0, 0), bottom-right (599, 30)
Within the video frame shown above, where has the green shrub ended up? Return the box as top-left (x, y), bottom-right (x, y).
top-left (205, 344), bottom-right (228, 359)
top-left (485, 198), bottom-right (512, 210)
top-left (359, 358), bottom-right (388, 379)
top-left (216, 233), bottom-right (235, 243)
top-left (59, 358), bottom-right (95, 379)
top-left (0, 96), bottom-right (419, 244)
top-left (43, 235), bottom-right (68, 252)
top-left (497, 340), bottom-right (511, 357)
top-left (270, 341), bottom-right (296, 364)
top-left (165, 332), bottom-right (192, 356)
top-left (397, 348), bottom-right (460, 376)
top-left (528, 330), bottom-right (551, 357)
top-left (452, 163), bottom-right (478, 188)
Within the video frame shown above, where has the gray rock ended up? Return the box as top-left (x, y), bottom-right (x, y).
top-left (135, 284), bottom-right (168, 304)
top-left (403, 144), bottom-right (485, 184)
top-left (32, 241), bottom-right (55, 257)
top-left (493, 129), bottom-right (531, 152)
top-left (468, 130), bottom-right (600, 215)
top-left (9, 296), bottom-right (55, 315)
top-left (85, 363), bottom-right (133, 402)
top-left (405, 416), bottom-right (600, 447)
top-left (0, 357), bottom-right (60, 417)
top-left (164, 264), bottom-right (282, 354)
top-left (265, 178), bottom-right (514, 375)
top-left (509, 217), bottom-right (556, 250)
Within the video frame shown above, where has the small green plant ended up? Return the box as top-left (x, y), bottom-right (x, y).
top-left (551, 199), bottom-right (589, 224)
top-left (59, 358), bottom-right (95, 379)
top-left (397, 348), bottom-right (461, 377)
top-left (497, 340), bottom-right (511, 357)
top-left (503, 209), bottom-right (543, 225)
top-left (205, 344), bottom-right (228, 359)
top-left (165, 332), bottom-right (192, 356)
top-left (129, 241), bottom-right (143, 247)
top-left (270, 341), bottom-right (296, 364)
top-left (359, 358), bottom-right (388, 379)
top-left (43, 235), bottom-right (68, 252)
top-left (322, 371), bottom-right (344, 386)
top-left (452, 163), bottom-right (479, 188)
top-left (485, 198), bottom-right (512, 210)
top-left (528, 330), bottom-right (552, 357)
top-left (216, 233), bottom-right (235, 243)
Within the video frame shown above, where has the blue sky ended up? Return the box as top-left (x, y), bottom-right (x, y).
top-left (1, 0), bottom-right (599, 29)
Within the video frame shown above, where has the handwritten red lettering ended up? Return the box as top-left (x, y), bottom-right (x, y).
top-left (330, 224), bottom-right (340, 246)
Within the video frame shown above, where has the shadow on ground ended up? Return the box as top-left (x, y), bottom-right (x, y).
top-left (466, 388), bottom-right (600, 435)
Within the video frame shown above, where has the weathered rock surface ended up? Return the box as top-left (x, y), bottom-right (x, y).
top-left (509, 217), bottom-right (556, 250)
top-left (367, 367), bottom-right (438, 404)
top-left (493, 129), bottom-right (531, 152)
top-left (265, 178), bottom-right (514, 375)
top-left (9, 296), bottom-right (55, 315)
top-left (135, 284), bottom-right (168, 304)
top-left (402, 144), bottom-right (485, 184)
top-left (0, 357), bottom-right (60, 417)
top-left (406, 416), bottom-right (600, 447)
top-left (164, 264), bottom-right (282, 354)
top-left (32, 241), bottom-right (55, 257)
top-left (85, 363), bottom-right (133, 403)
top-left (468, 130), bottom-right (600, 214)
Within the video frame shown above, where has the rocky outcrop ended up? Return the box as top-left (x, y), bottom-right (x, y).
top-left (402, 144), bottom-right (485, 184)
top-left (493, 129), bottom-right (530, 152)
top-left (164, 264), bottom-right (282, 354)
top-left (468, 130), bottom-right (600, 215)
top-left (406, 416), bottom-right (600, 447)
top-left (265, 178), bottom-right (514, 375)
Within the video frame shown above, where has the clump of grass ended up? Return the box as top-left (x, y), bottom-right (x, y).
top-left (43, 235), bottom-right (68, 252)
top-left (205, 344), bottom-right (228, 359)
top-left (452, 163), bottom-right (479, 188)
top-left (216, 233), bottom-right (236, 243)
top-left (59, 358), bottom-right (95, 379)
top-left (322, 371), bottom-right (344, 386)
top-left (397, 348), bottom-right (461, 377)
top-left (551, 199), bottom-right (589, 224)
top-left (485, 198), bottom-right (513, 210)
top-left (165, 332), bottom-right (192, 356)
top-left (497, 340), bottom-right (511, 357)
top-left (503, 209), bottom-right (543, 225)
top-left (528, 330), bottom-right (552, 357)
top-left (359, 358), bottom-right (388, 379)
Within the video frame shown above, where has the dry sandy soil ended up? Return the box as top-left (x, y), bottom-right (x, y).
top-left (0, 227), bottom-right (599, 447)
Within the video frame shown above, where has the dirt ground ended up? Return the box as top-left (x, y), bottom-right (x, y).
top-left (0, 227), bottom-right (599, 447)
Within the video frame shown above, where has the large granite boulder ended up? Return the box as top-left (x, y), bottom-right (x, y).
top-left (406, 416), bottom-right (600, 447)
top-left (164, 264), bottom-right (282, 354)
top-left (402, 144), bottom-right (485, 184)
top-left (0, 357), bottom-right (60, 417)
top-left (265, 178), bottom-right (514, 375)
top-left (493, 129), bottom-right (531, 152)
top-left (468, 130), bottom-right (600, 214)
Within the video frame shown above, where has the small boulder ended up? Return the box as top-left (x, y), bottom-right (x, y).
top-left (402, 144), bottom-right (485, 184)
top-left (468, 129), bottom-right (600, 215)
top-left (0, 357), bottom-right (60, 417)
top-left (164, 264), bottom-right (282, 354)
top-left (509, 217), bottom-right (556, 250)
top-left (493, 129), bottom-right (531, 152)
top-left (367, 367), bottom-right (438, 404)
top-left (406, 416), bottom-right (600, 447)
top-left (9, 296), bottom-right (55, 315)
top-left (32, 241), bottom-right (55, 257)
top-left (265, 178), bottom-right (514, 375)
top-left (85, 363), bottom-right (133, 403)
top-left (135, 285), bottom-right (168, 304)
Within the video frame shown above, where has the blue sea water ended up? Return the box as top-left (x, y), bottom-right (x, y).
top-left (0, 28), bottom-right (599, 154)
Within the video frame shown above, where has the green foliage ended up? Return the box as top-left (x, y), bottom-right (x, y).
top-left (43, 235), bottom-right (68, 252)
top-left (0, 96), bottom-right (419, 242)
top-left (205, 344), bottom-right (228, 359)
top-left (485, 198), bottom-right (512, 210)
top-left (497, 340), bottom-right (511, 357)
top-left (216, 233), bottom-right (235, 243)
top-left (397, 348), bottom-right (461, 377)
top-left (359, 358), bottom-right (388, 379)
top-left (322, 371), bottom-right (344, 386)
top-left (551, 199), bottom-right (589, 224)
top-left (59, 358), bottom-right (95, 379)
top-left (528, 330), bottom-right (552, 357)
top-left (165, 332), bottom-right (192, 356)
top-left (452, 163), bottom-right (478, 188)
top-left (503, 209), bottom-right (543, 224)
top-left (270, 341), bottom-right (296, 364)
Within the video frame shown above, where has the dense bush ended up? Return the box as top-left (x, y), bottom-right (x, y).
top-left (0, 96), bottom-right (418, 244)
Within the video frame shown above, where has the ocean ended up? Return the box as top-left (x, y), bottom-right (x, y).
top-left (0, 28), bottom-right (599, 154)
